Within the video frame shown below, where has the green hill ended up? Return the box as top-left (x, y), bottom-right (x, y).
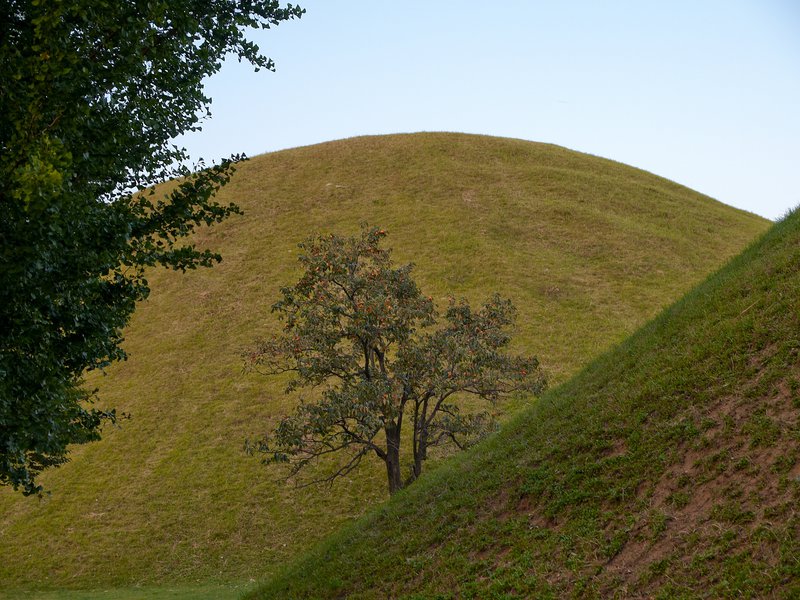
top-left (0, 133), bottom-right (769, 594)
top-left (251, 208), bottom-right (800, 599)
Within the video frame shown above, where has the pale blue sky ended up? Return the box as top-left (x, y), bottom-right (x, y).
top-left (178, 0), bottom-right (800, 221)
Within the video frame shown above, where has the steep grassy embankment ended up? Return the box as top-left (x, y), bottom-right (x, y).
top-left (0, 133), bottom-right (768, 593)
top-left (252, 209), bottom-right (800, 599)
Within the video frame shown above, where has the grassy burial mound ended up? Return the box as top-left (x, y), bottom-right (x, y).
top-left (251, 209), bottom-right (800, 599)
top-left (0, 133), bottom-right (769, 592)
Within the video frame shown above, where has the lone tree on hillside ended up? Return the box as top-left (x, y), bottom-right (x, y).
top-left (245, 226), bottom-right (547, 494)
top-left (0, 1), bottom-right (304, 496)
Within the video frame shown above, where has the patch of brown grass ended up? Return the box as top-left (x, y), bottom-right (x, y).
top-left (606, 364), bottom-right (800, 594)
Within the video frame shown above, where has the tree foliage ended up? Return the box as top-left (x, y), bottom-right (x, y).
top-left (0, 0), bottom-right (304, 495)
top-left (246, 227), bottom-right (547, 494)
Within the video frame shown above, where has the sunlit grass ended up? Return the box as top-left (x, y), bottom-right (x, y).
top-left (0, 133), bottom-right (769, 594)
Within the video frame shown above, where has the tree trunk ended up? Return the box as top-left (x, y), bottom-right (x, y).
top-left (385, 425), bottom-right (402, 494)
top-left (410, 425), bottom-right (427, 484)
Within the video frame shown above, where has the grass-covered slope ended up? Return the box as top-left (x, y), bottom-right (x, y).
top-left (0, 133), bottom-right (769, 592)
top-left (252, 209), bottom-right (800, 599)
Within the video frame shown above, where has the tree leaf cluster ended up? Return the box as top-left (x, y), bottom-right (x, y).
top-left (246, 226), bottom-right (546, 494)
top-left (0, 0), bottom-right (303, 495)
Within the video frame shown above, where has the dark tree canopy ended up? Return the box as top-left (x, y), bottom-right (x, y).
top-left (246, 227), bottom-right (547, 494)
top-left (0, 0), bottom-right (304, 495)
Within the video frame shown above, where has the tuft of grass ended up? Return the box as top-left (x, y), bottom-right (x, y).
top-left (249, 207), bottom-right (800, 598)
top-left (0, 133), bottom-right (769, 593)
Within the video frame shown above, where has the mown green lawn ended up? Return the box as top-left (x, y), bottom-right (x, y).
top-left (249, 208), bottom-right (800, 599)
top-left (0, 134), bottom-right (769, 594)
